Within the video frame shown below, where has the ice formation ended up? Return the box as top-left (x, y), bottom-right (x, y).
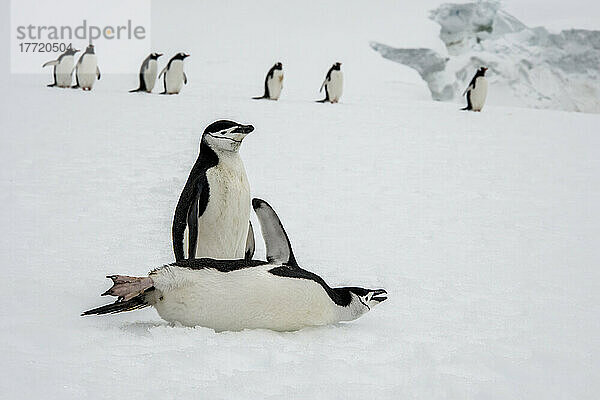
top-left (371, 1), bottom-right (600, 113)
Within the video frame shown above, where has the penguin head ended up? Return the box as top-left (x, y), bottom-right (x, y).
top-left (173, 52), bottom-right (190, 61)
top-left (478, 66), bottom-right (488, 76)
top-left (274, 62), bottom-right (283, 70)
top-left (150, 52), bottom-right (163, 60)
top-left (65, 48), bottom-right (80, 56)
top-left (202, 120), bottom-right (254, 153)
top-left (85, 44), bottom-right (95, 54)
top-left (332, 62), bottom-right (342, 70)
top-left (336, 287), bottom-right (387, 317)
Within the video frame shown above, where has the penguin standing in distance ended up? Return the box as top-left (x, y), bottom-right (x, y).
top-left (253, 62), bottom-right (284, 100)
top-left (83, 198), bottom-right (388, 332)
top-left (129, 52), bottom-right (163, 93)
top-left (158, 52), bottom-right (189, 94)
top-left (317, 62), bottom-right (343, 103)
top-left (172, 120), bottom-right (255, 262)
top-left (462, 66), bottom-right (488, 111)
top-left (72, 44), bottom-right (100, 91)
top-left (42, 47), bottom-right (79, 88)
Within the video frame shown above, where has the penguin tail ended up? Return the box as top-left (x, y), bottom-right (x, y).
top-left (81, 275), bottom-right (155, 316)
top-left (71, 85), bottom-right (80, 89)
top-left (316, 98), bottom-right (328, 103)
top-left (129, 88), bottom-right (143, 93)
top-left (252, 95), bottom-right (266, 100)
top-left (47, 83), bottom-right (57, 87)
top-left (460, 106), bottom-right (471, 111)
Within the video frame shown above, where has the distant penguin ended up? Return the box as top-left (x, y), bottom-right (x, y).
top-left (172, 120), bottom-right (255, 261)
top-left (462, 67), bottom-right (488, 111)
top-left (72, 44), bottom-right (100, 91)
top-left (129, 52), bottom-right (163, 93)
top-left (158, 52), bottom-right (189, 94)
top-left (253, 62), bottom-right (284, 100)
top-left (83, 198), bottom-right (388, 332)
top-left (42, 48), bottom-right (79, 88)
top-left (318, 62), bottom-right (343, 103)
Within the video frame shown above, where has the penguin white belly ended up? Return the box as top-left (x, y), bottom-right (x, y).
top-left (152, 265), bottom-right (338, 331)
top-left (190, 154), bottom-right (250, 259)
top-left (77, 55), bottom-right (98, 89)
top-left (267, 70), bottom-right (284, 100)
top-left (55, 56), bottom-right (74, 87)
top-left (470, 77), bottom-right (488, 111)
top-left (165, 60), bottom-right (184, 94)
top-left (327, 70), bottom-right (344, 103)
top-left (144, 60), bottom-right (158, 92)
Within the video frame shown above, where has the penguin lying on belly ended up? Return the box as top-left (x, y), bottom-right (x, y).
top-left (83, 199), bottom-right (387, 332)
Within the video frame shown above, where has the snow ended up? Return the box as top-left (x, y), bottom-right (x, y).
top-left (371, 1), bottom-right (600, 113)
top-left (1, 0), bottom-right (600, 398)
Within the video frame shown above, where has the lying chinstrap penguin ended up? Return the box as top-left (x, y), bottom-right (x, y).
top-left (83, 199), bottom-right (387, 332)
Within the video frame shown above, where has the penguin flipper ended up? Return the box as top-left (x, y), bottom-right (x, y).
top-left (245, 221), bottom-right (255, 260)
top-left (186, 200), bottom-right (199, 259)
top-left (158, 67), bottom-right (167, 79)
top-left (252, 198), bottom-right (297, 267)
top-left (462, 91), bottom-right (473, 111)
top-left (173, 173), bottom-right (207, 261)
top-left (42, 60), bottom-right (58, 68)
top-left (319, 79), bottom-right (327, 93)
top-left (96, 66), bottom-right (101, 80)
top-left (183, 73), bottom-right (187, 85)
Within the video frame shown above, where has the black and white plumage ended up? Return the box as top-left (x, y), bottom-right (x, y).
top-left (462, 66), bottom-right (488, 111)
top-left (253, 62), bottom-right (284, 100)
top-left (82, 199), bottom-right (387, 332)
top-left (72, 44), bottom-right (100, 91)
top-left (129, 52), bottom-right (163, 93)
top-left (172, 120), bottom-right (255, 262)
top-left (158, 52), bottom-right (189, 94)
top-left (42, 48), bottom-right (79, 88)
top-left (317, 62), bottom-right (343, 103)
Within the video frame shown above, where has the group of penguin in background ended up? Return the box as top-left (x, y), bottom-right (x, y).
top-left (82, 120), bottom-right (388, 332)
top-left (42, 47), bottom-right (345, 102)
top-left (44, 46), bottom-right (488, 109)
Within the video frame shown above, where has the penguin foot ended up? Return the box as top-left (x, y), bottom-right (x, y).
top-left (102, 275), bottom-right (154, 302)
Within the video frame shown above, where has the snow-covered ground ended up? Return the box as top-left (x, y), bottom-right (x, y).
top-left (1, 0), bottom-right (599, 399)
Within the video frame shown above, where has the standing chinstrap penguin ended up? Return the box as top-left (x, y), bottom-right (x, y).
top-left (318, 62), bottom-right (343, 103)
top-left (82, 198), bottom-right (387, 332)
top-left (129, 52), bottom-right (163, 93)
top-left (462, 67), bottom-right (488, 111)
top-left (172, 120), bottom-right (255, 261)
top-left (72, 44), bottom-right (100, 91)
top-left (253, 62), bottom-right (284, 100)
top-left (42, 47), bottom-right (79, 88)
top-left (159, 52), bottom-right (189, 94)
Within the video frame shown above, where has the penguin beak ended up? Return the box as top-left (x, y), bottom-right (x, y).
top-left (233, 124), bottom-right (254, 135)
top-left (371, 289), bottom-right (387, 302)
top-left (157, 53), bottom-right (163, 58)
top-left (183, 54), bottom-right (190, 58)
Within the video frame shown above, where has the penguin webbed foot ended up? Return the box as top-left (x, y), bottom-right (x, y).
top-left (101, 275), bottom-right (154, 302)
